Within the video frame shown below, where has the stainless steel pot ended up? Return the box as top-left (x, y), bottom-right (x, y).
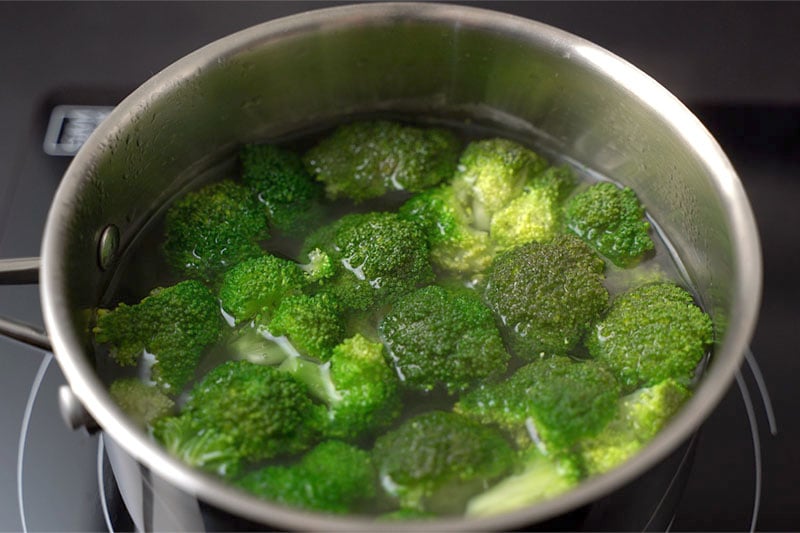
top-left (0, 3), bottom-right (761, 530)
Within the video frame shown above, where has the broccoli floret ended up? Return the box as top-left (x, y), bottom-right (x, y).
top-left (484, 234), bottom-right (608, 357)
top-left (303, 121), bottom-right (460, 202)
top-left (238, 440), bottom-right (376, 514)
top-left (94, 280), bottom-right (223, 392)
top-left (217, 254), bottom-right (307, 325)
top-left (564, 181), bottom-right (654, 268)
top-left (108, 378), bottom-right (174, 427)
top-left (488, 164), bottom-right (576, 253)
top-left (152, 414), bottom-right (244, 479)
top-left (239, 143), bottom-right (323, 232)
top-left (372, 411), bottom-right (514, 513)
top-left (586, 282), bottom-right (713, 392)
top-left (302, 212), bottom-right (434, 311)
top-left (278, 334), bottom-right (401, 440)
top-left (377, 508), bottom-right (436, 521)
top-left (300, 247), bottom-right (335, 283)
top-left (465, 448), bottom-right (579, 517)
top-left (489, 185), bottom-right (561, 252)
top-left (455, 357), bottom-right (620, 451)
top-left (163, 180), bottom-right (268, 283)
top-left (379, 285), bottom-right (510, 394)
top-left (182, 360), bottom-right (321, 462)
top-left (451, 138), bottom-right (549, 230)
top-left (399, 185), bottom-right (493, 274)
top-left (268, 293), bottom-right (346, 360)
top-left (578, 379), bottom-right (691, 476)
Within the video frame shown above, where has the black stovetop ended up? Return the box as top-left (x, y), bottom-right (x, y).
top-left (1, 3), bottom-right (798, 531)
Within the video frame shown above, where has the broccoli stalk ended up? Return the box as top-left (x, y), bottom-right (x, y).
top-left (94, 280), bottom-right (223, 392)
top-left (278, 334), bottom-right (401, 440)
top-left (303, 120), bottom-right (460, 202)
top-left (238, 440), bottom-right (376, 514)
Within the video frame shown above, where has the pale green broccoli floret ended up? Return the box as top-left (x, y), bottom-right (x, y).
top-left (489, 185), bottom-right (561, 252)
top-left (399, 184), bottom-right (493, 274)
top-left (455, 357), bottom-right (620, 451)
top-left (152, 414), bottom-right (244, 479)
top-left (586, 282), bottom-right (713, 392)
top-left (163, 180), bottom-right (268, 283)
top-left (465, 448), bottom-right (579, 517)
top-left (94, 280), bottom-right (223, 392)
top-left (108, 378), bottom-right (174, 427)
top-left (267, 293), bottom-right (345, 361)
top-left (451, 138), bottom-right (549, 229)
top-left (489, 165), bottom-right (576, 252)
top-left (379, 285), bottom-right (510, 394)
top-left (301, 212), bottom-right (434, 311)
top-left (303, 120), bottom-right (460, 202)
top-left (180, 360), bottom-right (321, 463)
top-left (372, 411), bottom-right (515, 514)
top-left (278, 334), bottom-right (401, 440)
top-left (564, 181), bottom-right (654, 267)
top-left (578, 378), bottom-right (691, 476)
top-left (239, 143), bottom-right (323, 232)
top-left (484, 234), bottom-right (608, 357)
top-left (237, 440), bottom-right (376, 514)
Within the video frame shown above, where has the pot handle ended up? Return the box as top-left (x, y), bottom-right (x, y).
top-left (0, 257), bottom-right (52, 351)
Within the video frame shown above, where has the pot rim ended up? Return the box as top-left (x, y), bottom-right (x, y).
top-left (40, 3), bottom-right (762, 530)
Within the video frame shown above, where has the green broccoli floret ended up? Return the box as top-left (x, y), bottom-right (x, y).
top-left (564, 181), bottom-right (654, 268)
top-left (152, 414), bottom-right (244, 479)
top-left (238, 440), bottom-right (376, 514)
top-left (268, 293), bottom-right (346, 360)
top-left (303, 121), bottom-right (460, 202)
top-left (586, 282), bottom-right (713, 392)
top-left (578, 378), bottom-right (691, 476)
top-left (108, 378), bottom-right (174, 427)
top-left (465, 448), bottom-right (579, 517)
top-left (217, 254), bottom-right (307, 325)
top-left (484, 234), bottom-right (608, 357)
top-left (372, 411), bottom-right (514, 514)
top-left (278, 334), bottom-right (401, 440)
top-left (163, 180), bottom-right (268, 283)
top-left (239, 143), bottom-right (323, 232)
top-left (302, 212), bottom-right (434, 311)
top-left (181, 360), bottom-right (321, 462)
top-left (451, 138), bottom-right (549, 230)
top-left (455, 357), bottom-right (620, 451)
top-left (379, 285), bottom-right (510, 394)
top-left (94, 280), bottom-right (223, 392)
top-left (377, 509), bottom-right (436, 521)
top-left (399, 185), bottom-right (493, 274)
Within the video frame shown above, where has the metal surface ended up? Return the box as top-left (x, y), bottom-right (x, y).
top-left (58, 385), bottom-right (98, 432)
top-left (0, 257), bottom-right (40, 285)
top-left (0, 2), bottom-right (761, 530)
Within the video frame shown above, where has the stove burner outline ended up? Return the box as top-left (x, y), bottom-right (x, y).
top-left (16, 352), bottom-right (52, 533)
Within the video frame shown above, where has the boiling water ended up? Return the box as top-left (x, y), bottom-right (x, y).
top-left (96, 115), bottom-right (699, 515)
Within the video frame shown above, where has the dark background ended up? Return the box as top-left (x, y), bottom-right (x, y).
top-left (0, 2), bottom-right (797, 531)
